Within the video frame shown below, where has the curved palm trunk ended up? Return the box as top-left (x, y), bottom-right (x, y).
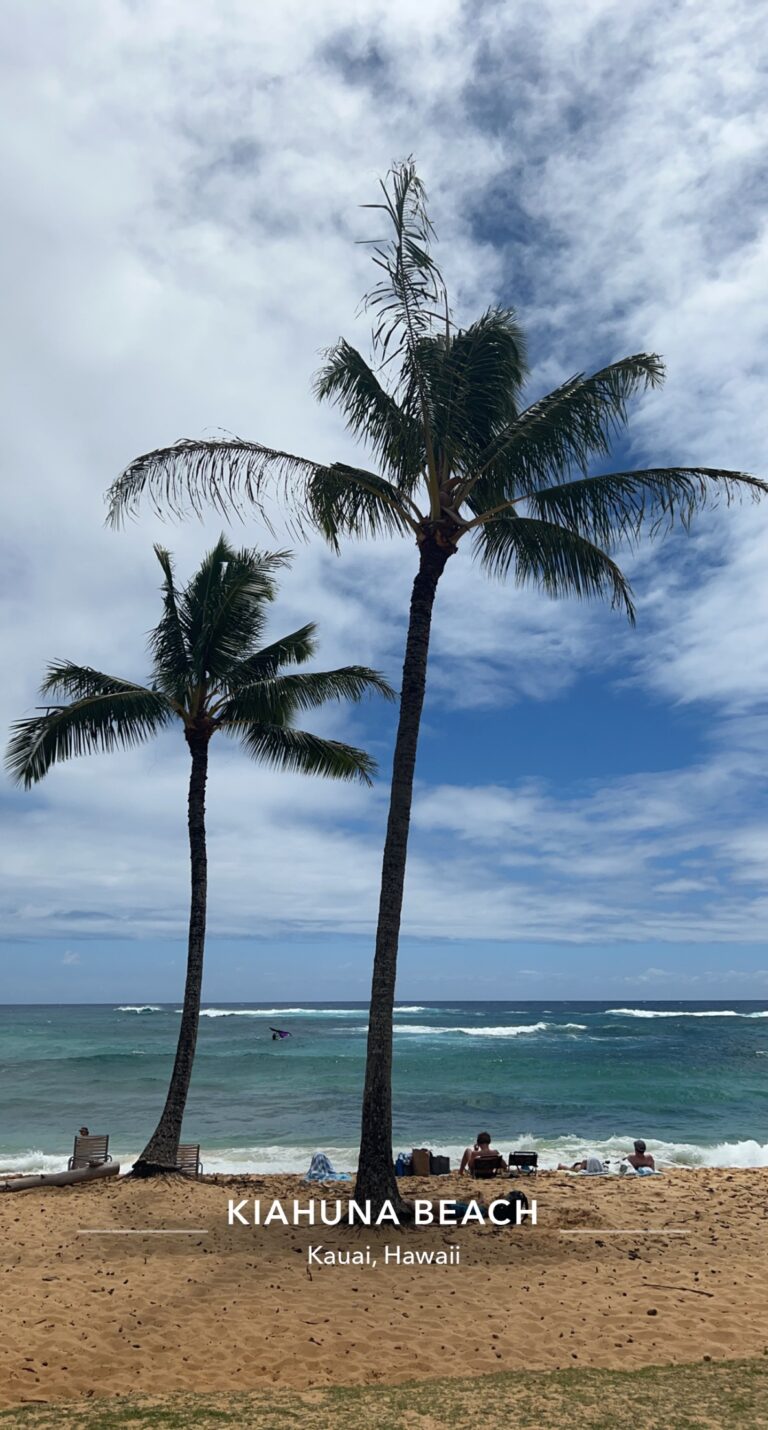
top-left (133, 731), bottom-right (210, 1176)
top-left (355, 537), bottom-right (453, 1213)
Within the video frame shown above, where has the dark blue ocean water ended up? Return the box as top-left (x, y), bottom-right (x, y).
top-left (2, 1001), bottom-right (766, 1174)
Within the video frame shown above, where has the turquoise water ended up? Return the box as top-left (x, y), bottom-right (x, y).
top-left (2, 1001), bottom-right (767, 1174)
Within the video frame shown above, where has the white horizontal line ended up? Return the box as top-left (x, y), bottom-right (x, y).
top-left (78, 1229), bottom-right (209, 1236)
top-left (559, 1229), bottom-right (688, 1235)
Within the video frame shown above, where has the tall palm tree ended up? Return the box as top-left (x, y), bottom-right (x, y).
top-left (105, 163), bottom-right (765, 1208)
top-left (6, 536), bottom-right (393, 1176)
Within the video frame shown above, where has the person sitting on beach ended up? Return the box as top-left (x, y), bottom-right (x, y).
top-left (78, 1126), bottom-right (90, 1137)
top-left (459, 1132), bottom-right (485, 1174)
top-left (465, 1132), bottom-right (502, 1174)
top-left (626, 1139), bottom-right (655, 1170)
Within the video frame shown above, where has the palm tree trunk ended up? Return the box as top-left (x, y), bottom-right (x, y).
top-left (355, 536), bottom-right (453, 1213)
top-left (133, 732), bottom-right (209, 1176)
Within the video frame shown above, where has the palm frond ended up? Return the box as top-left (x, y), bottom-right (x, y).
top-left (6, 680), bottom-right (174, 787)
top-left (525, 467), bottom-right (768, 545)
top-left (473, 513), bottom-right (635, 621)
top-left (106, 439), bottom-right (324, 529)
top-left (402, 310), bottom-right (528, 482)
top-left (181, 537), bottom-right (288, 687)
top-left (218, 666), bottom-right (395, 727)
top-left (148, 545), bottom-right (191, 702)
top-left (361, 158), bottom-right (446, 364)
top-left (314, 339), bottom-right (425, 487)
top-left (222, 624), bottom-right (319, 695)
top-left (232, 723), bottom-right (377, 784)
top-left (305, 463), bottom-right (420, 550)
top-left (462, 355), bottom-right (666, 509)
top-left (360, 159), bottom-right (447, 511)
top-left (40, 662), bottom-right (161, 702)
top-left (105, 437), bottom-right (416, 549)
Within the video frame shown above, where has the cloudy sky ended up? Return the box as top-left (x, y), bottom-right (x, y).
top-left (2, 0), bottom-right (768, 1001)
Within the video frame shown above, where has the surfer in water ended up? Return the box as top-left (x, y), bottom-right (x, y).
top-left (270, 1027), bottom-right (291, 1041)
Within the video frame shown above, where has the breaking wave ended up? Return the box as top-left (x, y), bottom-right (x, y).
top-left (115, 1005), bottom-right (164, 1013)
top-left (5, 1133), bottom-right (768, 1177)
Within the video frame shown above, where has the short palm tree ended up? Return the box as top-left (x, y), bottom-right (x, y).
top-left (105, 163), bottom-right (766, 1207)
top-left (6, 536), bottom-right (393, 1176)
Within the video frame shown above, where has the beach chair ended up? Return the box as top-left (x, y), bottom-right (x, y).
top-left (68, 1133), bottom-right (111, 1170)
top-left (471, 1152), bottom-right (505, 1178)
top-left (508, 1150), bottom-right (538, 1175)
top-left (176, 1144), bottom-right (203, 1177)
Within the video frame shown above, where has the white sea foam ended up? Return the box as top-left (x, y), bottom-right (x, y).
top-left (115, 1005), bottom-right (164, 1013)
top-left (5, 1134), bottom-right (768, 1177)
top-left (190, 1007), bottom-right (367, 1018)
top-left (389, 1021), bottom-right (581, 1037)
top-left (607, 1008), bottom-right (768, 1019)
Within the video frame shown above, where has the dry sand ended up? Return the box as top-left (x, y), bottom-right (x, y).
top-left (1, 1169), bottom-right (766, 1410)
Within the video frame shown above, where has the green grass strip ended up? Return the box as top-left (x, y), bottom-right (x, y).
top-left (3, 1358), bottom-right (768, 1429)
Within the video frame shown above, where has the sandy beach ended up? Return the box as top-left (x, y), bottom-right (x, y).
top-left (1, 1167), bottom-right (766, 1412)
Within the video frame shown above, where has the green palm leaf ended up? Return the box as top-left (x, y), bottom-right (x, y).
top-left (314, 340), bottom-right (424, 486)
top-left (234, 724), bottom-right (377, 784)
top-left (407, 309), bottom-right (528, 480)
top-left (6, 676), bottom-right (173, 788)
top-left (218, 666), bottom-right (395, 727)
top-left (361, 158), bottom-right (446, 365)
top-left (149, 545), bottom-right (191, 702)
top-left (222, 624), bottom-right (319, 693)
top-left (524, 466), bottom-right (767, 545)
top-left (181, 537), bottom-right (288, 686)
top-left (462, 356), bottom-right (666, 509)
top-left (106, 439), bottom-right (415, 548)
top-left (305, 463), bottom-right (419, 548)
top-left (474, 512), bottom-right (635, 620)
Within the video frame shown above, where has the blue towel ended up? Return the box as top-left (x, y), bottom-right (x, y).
top-left (304, 1152), bottom-right (350, 1182)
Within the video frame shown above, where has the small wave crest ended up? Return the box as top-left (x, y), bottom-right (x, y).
top-left (386, 1021), bottom-right (585, 1037)
top-left (607, 1008), bottom-right (768, 1019)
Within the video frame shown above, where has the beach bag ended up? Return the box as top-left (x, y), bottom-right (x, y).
top-left (429, 1153), bottom-right (450, 1175)
top-left (410, 1147), bottom-right (431, 1176)
top-left (492, 1189), bottom-right (529, 1225)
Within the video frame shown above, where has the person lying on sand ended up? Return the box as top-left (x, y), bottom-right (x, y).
top-left (460, 1132), bottom-right (501, 1174)
top-left (557, 1154), bottom-right (607, 1173)
top-left (626, 1139), bottom-right (655, 1170)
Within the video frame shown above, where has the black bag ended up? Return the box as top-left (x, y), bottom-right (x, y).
top-left (492, 1189), bottom-right (529, 1225)
top-left (429, 1153), bottom-right (450, 1175)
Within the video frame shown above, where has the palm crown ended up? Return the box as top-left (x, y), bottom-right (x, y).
top-left (106, 162), bottom-right (764, 611)
top-left (6, 535), bottom-right (393, 788)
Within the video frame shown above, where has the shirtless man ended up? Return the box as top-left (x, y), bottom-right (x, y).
top-left (461, 1131), bottom-right (502, 1174)
top-left (626, 1138), bottom-right (655, 1170)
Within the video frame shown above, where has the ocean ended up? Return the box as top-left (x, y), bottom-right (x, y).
top-left (2, 1000), bottom-right (767, 1176)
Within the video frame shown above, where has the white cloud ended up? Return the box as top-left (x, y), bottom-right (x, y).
top-left (2, 0), bottom-right (767, 965)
